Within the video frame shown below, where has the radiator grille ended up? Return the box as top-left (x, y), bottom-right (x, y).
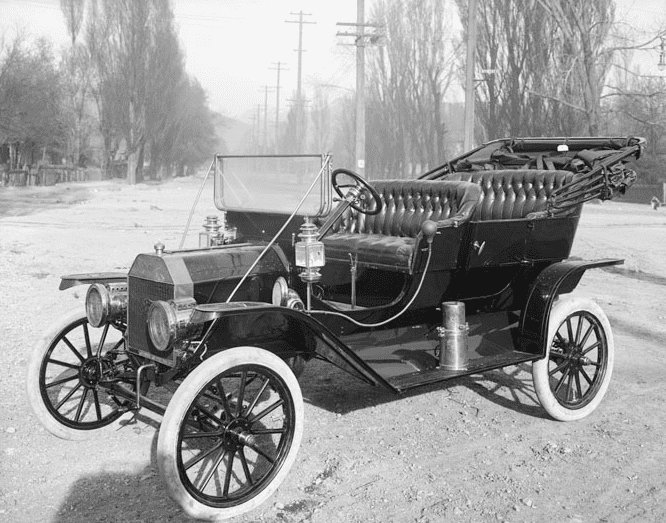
top-left (127, 276), bottom-right (174, 358)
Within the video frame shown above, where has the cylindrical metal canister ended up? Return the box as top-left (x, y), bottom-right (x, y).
top-left (438, 301), bottom-right (469, 370)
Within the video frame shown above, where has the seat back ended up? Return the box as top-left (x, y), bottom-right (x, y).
top-left (335, 180), bottom-right (481, 237)
top-left (445, 169), bottom-right (575, 220)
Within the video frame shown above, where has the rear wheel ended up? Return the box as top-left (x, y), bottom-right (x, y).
top-left (533, 297), bottom-right (614, 421)
top-left (26, 309), bottom-right (144, 440)
top-left (157, 346), bottom-right (303, 521)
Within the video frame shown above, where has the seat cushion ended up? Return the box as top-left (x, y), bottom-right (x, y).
top-left (335, 179), bottom-right (479, 236)
top-left (323, 233), bottom-right (416, 271)
top-left (321, 179), bottom-right (480, 273)
top-left (445, 170), bottom-right (575, 220)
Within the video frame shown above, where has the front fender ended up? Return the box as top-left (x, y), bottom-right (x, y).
top-left (191, 302), bottom-right (391, 389)
top-left (519, 258), bottom-right (622, 356)
top-left (59, 272), bottom-right (127, 290)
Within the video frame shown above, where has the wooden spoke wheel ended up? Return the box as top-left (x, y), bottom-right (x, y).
top-left (533, 297), bottom-right (614, 421)
top-left (157, 347), bottom-right (303, 521)
top-left (26, 309), bottom-right (145, 440)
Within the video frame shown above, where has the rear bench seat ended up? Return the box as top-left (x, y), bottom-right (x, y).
top-left (444, 169), bottom-right (577, 220)
top-left (322, 180), bottom-right (481, 272)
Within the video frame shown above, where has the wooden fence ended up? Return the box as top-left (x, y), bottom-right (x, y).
top-left (0, 165), bottom-right (87, 187)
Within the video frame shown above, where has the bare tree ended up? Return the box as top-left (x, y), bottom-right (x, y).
top-left (368, 0), bottom-right (459, 178)
top-left (279, 94), bottom-right (309, 154)
top-left (85, 0), bottom-right (156, 183)
top-left (333, 93), bottom-right (356, 170)
top-left (537, 0), bottom-right (616, 135)
top-left (458, 0), bottom-right (566, 140)
top-left (60, 0), bottom-right (85, 46)
top-left (309, 86), bottom-right (331, 153)
top-left (167, 78), bottom-right (219, 177)
top-left (61, 0), bottom-right (90, 168)
top-left (0, 35), bottom-right (67, 168)
top-left (84, 0), bottom-right (218, 182)
top-left (144, 3), bottom-right (186, 179)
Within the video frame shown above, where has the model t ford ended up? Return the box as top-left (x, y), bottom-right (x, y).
top-left (27, 136), bottom-right (643, 520)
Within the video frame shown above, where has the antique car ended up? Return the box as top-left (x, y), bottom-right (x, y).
top-left (27, 136), bottom-right (644, 520)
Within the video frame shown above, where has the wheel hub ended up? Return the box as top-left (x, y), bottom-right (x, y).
top-left (221, 418), bottom-right (254, 451)
top-left (553, 344), bottom-right (591, 368)
top-left (79, 358), bottom-right (103, 388)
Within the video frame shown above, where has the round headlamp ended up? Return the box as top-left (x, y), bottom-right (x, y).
top-left (86, 284), bottom-right (107, 327)
top-left (148, 301), bottom-right (178, 353)
top-left (86, 283), bottom-right (127, 327)
top-left (272, 277), bottom-right (289, 306)
top-left (272, 277), bottom-right (304, 310)
top-left (148, 298), bottom-right (199, 353)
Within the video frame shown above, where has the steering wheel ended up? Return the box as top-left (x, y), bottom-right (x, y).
top-left (331, 168), bottom-right (382, 215)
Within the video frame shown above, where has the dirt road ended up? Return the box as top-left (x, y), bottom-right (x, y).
top-left (1, 176), bottom-right (665, 523)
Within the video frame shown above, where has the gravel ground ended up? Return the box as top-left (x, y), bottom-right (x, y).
top-left (1, 175), bottom-right (666, 523)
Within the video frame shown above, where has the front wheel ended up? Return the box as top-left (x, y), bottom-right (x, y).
top-left (533, 297), bottom-right (614, 421)
top-left (157, 347), bottom-right (304, 521)
top-left (26, 309), bottom-right (144, 440)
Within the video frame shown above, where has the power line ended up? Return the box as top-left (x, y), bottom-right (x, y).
top-left (260, 84), bottom-right (275, 152)
top-left (286, 11), bottom-right (315, 151)
top-left (337, 0), bottom-right (383, 177)
top-left (269, 61), bottom-right (288, 153)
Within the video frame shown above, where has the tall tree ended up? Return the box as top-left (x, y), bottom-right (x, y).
top-left (60, 0), bottom-right (85, 46)
top-left (144, 2), bottom-right (186, 179)
top-left (279, 94), bottom-right (309, 154)
top-left (537, 0), bottom-right (616, 135)
top-left (61, 0), bottom-right (90, 167)
top-left (84, 0), bottom-right (218, 182)
top-left (368, 0), bottom-right (459, 178)
top-left (0, 35), bottom-right (67, 168)
top-left (86, 0), bottom-right (157, 183)
top-left (460, 0), bottom-right (616, 139)
top-left (309, 87), bottom-right (331, 153)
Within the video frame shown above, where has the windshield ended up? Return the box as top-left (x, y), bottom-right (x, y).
top-left (214, 155), bottom-right (331, 216)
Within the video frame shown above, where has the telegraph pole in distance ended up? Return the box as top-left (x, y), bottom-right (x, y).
top-left (286, 11), bottom-right (315, 141)
top-left (256, 104), bottom-right (261, 153)
top-left (463, 0), bottom-right (478, 152)
top-left (269, 61), bottom-right (288, 153)
top-left (337, 0), bottom-right (382, 177)
top-left (260, 85), bottom-right (274, 153)
top-left (355, 0), bottom-right (365, 176)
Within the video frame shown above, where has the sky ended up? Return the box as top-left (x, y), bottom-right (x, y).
top-left (0, 0), bottom-right (362, 121)
top-left (1, 0), bottom-right (666, 124)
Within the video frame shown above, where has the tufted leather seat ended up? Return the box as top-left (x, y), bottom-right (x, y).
top-left (322, 180), bottom-right (481, 272)
top-left (445, 169), bottom-right (576, 220)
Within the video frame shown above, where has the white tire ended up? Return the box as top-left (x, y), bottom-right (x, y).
top-left (533, 297), bottom-right (614, 421)
top-left (26, 309), bottom-right (139, 440)
top-left (157, 346), bottom-right (304, 521)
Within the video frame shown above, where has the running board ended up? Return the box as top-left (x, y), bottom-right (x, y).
top-left (386, 350), bottom-right (538, 392)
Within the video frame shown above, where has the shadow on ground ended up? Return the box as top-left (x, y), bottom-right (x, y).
top-left (299, 358), bottom-right (548, 419)
top-left (52, 359), bottom-right (547, 522)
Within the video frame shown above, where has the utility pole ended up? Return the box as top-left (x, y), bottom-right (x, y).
top-left (260, 85), bottom-right (274, 153)
top-left (269, 61), bottom-right (288, 153)
top-left (286, 12), bottom-right (315, 149)
top-left (337, 0), bottom-right (382, 177)
top-left (287, 11), bottom-right (315, 103)
top-left (256, 104), bottom-right (261, 153)
top-left (463, 0), bottom-right (478, 152)
top-left (355, 0), bottom-right (365, 176)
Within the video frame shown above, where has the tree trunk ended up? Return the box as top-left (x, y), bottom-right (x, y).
top-left (127, 151), bottom-right (137, 185)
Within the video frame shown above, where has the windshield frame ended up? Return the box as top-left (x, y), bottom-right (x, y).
top-left (213, 154), bottom-right (332, 217)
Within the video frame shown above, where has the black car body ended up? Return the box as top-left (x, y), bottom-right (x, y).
top-left (28, 136), bottom-right (644, 520)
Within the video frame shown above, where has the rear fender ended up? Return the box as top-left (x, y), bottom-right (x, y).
top-left (193, 303), bottom-right (390, 389)
top-left (519, 258), bottom-right (622, 356)
top-left (59, 272), bottom-right (127, 290)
